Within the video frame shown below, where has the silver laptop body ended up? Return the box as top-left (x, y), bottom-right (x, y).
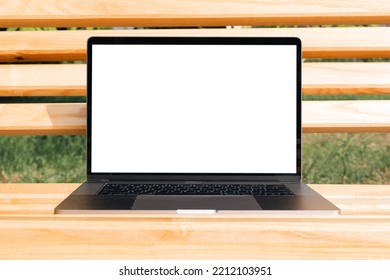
top-left (55, 36), bottom-right (339, 215)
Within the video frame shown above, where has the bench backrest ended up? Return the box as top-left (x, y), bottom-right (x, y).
top-left (1, 0), bottom-right (389, 136)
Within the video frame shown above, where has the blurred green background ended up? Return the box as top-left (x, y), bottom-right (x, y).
top-left (1, 118), bottom-right (389, 184)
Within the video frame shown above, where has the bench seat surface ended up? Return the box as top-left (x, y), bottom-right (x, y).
top-left (0, 183), bottom-right (389, 259)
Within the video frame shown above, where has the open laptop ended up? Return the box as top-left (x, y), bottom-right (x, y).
top-left (55, 36), bottom-right (339, 215)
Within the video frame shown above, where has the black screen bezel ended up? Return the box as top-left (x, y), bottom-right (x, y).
top-left (86, 36), bottom-right (302, 182)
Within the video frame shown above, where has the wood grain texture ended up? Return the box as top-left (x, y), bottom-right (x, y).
top-left (1, 101), bottom-right (390, 135)
top-left (0, 103), bottom-right (86, 135)
top-left (0, 183), bottom-right (389, 259)
top-left (1, 27), bottom-right (390, 62)
top-left (302, 100), bottom-right (390, 133)
top-left (303, 63), bottom-right (390, 95)
top-left (1, 0), bottom-right (390, 27)
top-left (2, 63), bottom-right (390, 97)
top-left (0, 64), bottom-right (85, 96)
top-left (1, 184), bottom-right (389, 215)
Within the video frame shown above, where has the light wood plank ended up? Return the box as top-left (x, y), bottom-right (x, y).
top-left (1, 214), bottom-right (390, 259)
top-left (310, 184), bottom-right (390, 215)
top-left (303, 100), bottom-right (390, 133)
top-left (0, 183), bottom-right (79, 195)
top-left (0, 64), bottom-right (85, 96)
top-left (2, 62), bottom-right (390, 97)
top-left (1, 27), bottom-right (390, 62)
top-left (1, 0), bottom-right (390, 28)
top-left (0, 101), bottom-right (389, 135)
top-left (303, 63), bottom-right (390, 95)
top-left (0, 184), bottom-right (388, 215)
top-left (1, 184), bottom-right (389, 215)
top-left (0, 184), bottom-right (390, 259)
top-left (0, 103), bottom-right (86, 135)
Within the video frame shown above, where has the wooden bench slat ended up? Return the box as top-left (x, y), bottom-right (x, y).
top-left (0, 101), bottom-right (389, 135)
top-left (1, 216), bottom-right (390, 259)
top-left (0, 64), bottom-right (85, 96)
top-left (303, 63), bottom-right (390, 95)
top-left (1, 184), bottom-right (390, 260)
top-left (0, 103), bottom-right (86, 135)
top-left (1, 27), bottom-right (390, 62)
top-left (0, 183), bottom-right (390, 215)
top-left (1, 0), bottom-right (390, 27)
top-left (303, 100), bottom-right (390, 133)
top-left (1, 63), bottom-right (389, 97)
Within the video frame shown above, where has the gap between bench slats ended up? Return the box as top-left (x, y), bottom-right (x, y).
top-left (1, 0), bottom-right (390, 27)
top-left (1, 63), bottom-right (389, 97)
top-left (1, 27), bottom-right (390, 62)
top-left (0, 101), bottom-right (389, 135)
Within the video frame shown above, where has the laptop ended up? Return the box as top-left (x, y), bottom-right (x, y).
top-left (55, 36), bottom-right (339, 215)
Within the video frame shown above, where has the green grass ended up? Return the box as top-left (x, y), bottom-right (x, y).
top-left (0, 136), bottom-right (86, 183)
top-left (0, 133), bottom-right (389, 184)
top-left (304, 94), bottom-right (390, 101)
top-left (302, 133), bottom-right (390, 184)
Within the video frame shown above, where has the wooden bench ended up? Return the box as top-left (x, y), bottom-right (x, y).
top-left (1, 183), bottom-right (390, 259)
top-left (0, 0), bottom-right (389, 259)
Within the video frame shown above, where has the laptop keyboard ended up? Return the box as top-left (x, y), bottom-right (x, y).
top-left (98, 183), bottom-right (294, 196)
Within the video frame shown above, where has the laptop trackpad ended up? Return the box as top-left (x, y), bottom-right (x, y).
top-left (132, 195), bottom-right (262, 210)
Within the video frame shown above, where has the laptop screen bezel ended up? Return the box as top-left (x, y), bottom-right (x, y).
top-left (86, 36), bottom-right (302, 182)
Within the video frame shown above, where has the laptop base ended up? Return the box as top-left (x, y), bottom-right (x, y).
top-left (54, 181), bottom-right (340, 215)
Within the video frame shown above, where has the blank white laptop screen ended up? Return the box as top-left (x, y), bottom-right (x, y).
top-left (91, 44), bottom-right (297, 174)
